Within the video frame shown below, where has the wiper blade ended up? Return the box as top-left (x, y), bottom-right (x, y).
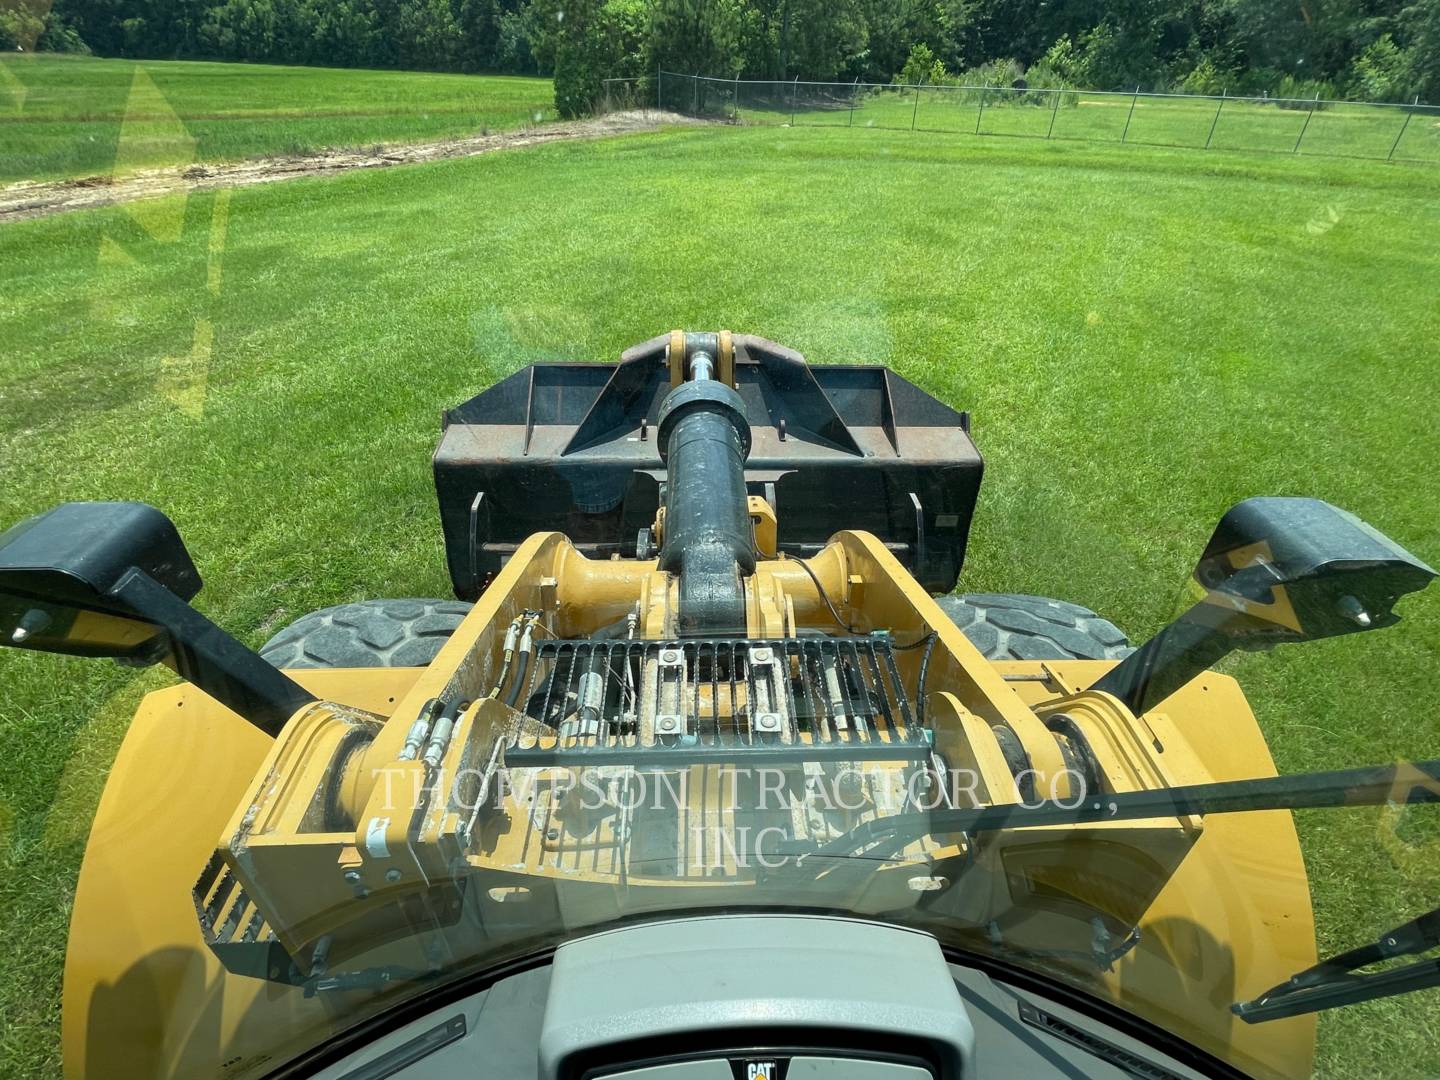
top-left (804, 758), bottom-right (1440, 861)
top-left (1233, 906), bottom-right (1440, 1022)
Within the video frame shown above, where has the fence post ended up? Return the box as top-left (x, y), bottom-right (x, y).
top-left (1293, 92), bottom-right (1319, 153)
top-left (1121, 85), bottom-right (1140, 142)
top-left (911, 78), bottom-right (922, 131)
top-left (656, 64), bottom-right (662, 112)
top-left (849, 77), bottom-right (858, 126)
top-left (1205, 89), bottom-right (1226, 149)
top-left (1047, 86), bottom-right (1061, 138)
top-left (789, 76), bottom-right (799, 126)
top-left (692, 72), bottom-right (699, 115)
top-left (1387, 97), bottom-right (1418, 161)
top-left (974, 83), bottom-right (988, 134)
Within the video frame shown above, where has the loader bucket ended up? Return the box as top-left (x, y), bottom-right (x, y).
top-left (434, 333), bottom-right (983, 598)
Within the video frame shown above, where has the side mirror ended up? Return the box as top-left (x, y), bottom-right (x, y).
top-left (1094, 498), bottom-right (1435, 714)
top-left (0, 502), bottom-right (201, 660)
top-left (1193, 497), bottom-right (1435, 641)
top-left (0, 501), bottom-right (313, 735)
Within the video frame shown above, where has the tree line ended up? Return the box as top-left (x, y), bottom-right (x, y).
top-left (6, 0), bottom-right (1437, 115)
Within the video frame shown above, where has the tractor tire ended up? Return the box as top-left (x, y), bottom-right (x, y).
top-left (259, 599), bottom-right (474, 669)
top-left (934, 593), bottom-right (1132, 662)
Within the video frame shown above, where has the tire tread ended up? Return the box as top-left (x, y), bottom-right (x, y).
top-left (259, 599), bottom-right (473, 669)
top-left (934, 593), bottom-right (1132, 662)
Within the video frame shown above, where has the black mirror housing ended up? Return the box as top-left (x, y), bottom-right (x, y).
top-left (1195, 497), bottom-right (1436, 641)
top-left (0, 501), bottom-right (313, 735)
top-left (1094, 497), bottom-right (1435, 715)
top-left (0, 502), bottom-right (202, 659)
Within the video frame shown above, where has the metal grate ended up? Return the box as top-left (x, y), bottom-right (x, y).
top-left (503, 636), bottom-right (928, 767)
top-left (192, 851), bottom-right (298, 983)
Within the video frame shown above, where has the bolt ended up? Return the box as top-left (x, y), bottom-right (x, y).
top-left (660, 649), bottom-right (681, 664)
top-left (11, 607), bottom-right (52, 644)
top-left (751, 648), bottom-right (772, 663)
top-left (658, 716), bottom-right (678, 732)
top-left (546, 827), bottom-right (561, 841)
top-left (1337, 594), bottom-right (1372, 628)
top-left (385, 868), bottom-right (402, 883)
top-left (343, 869), bottom-right (361, 884)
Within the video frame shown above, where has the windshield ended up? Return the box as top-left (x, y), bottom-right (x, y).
top-left (2, 8), bottom-right (1438, 1080)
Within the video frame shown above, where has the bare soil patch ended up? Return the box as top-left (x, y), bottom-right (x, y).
top-left (0, 110), bottom-right (703, 222)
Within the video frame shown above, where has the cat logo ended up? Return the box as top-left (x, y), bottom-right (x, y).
top-left (729, 1057), bottom-right (786, 1080)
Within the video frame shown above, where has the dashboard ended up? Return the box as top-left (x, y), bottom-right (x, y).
top-left (300, 915), bottom-right (1212, 1080)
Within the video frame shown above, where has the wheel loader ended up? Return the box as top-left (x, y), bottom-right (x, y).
top-left (2, 331), bottom-right (1437, 1080)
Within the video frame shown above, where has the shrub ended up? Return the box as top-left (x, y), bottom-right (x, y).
top-left (963, 57), bottom-right (1023, 87)
top-left (1041, 36), bottom-right (1083, 84)
top-left (894, 42), bottom-right (948, 86)
top-left (1346, 35), bottom-right (1415, 102)
top-left (1017, 60), bottom-right (1078, 106)
top-left (553, 0), bottom-right (649, 118)
top-left (36, 14), bottom-right (92, 54)
top-left (0, 6), bottom-right (45, 51)
top-left (1177, 58), bottom-right (1231, 96)
top-left (1273, 74), bottom-right (1335, 109)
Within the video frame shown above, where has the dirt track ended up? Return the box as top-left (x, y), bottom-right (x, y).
top-left (0, 110), bottom-right (702, 223)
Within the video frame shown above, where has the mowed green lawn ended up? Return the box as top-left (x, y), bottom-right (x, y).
top-left (0, 53), bottom-right (555, 181)
top-left (1, 123), bottom-right (1439, 1078)
top-left (728, 81), bottom-right (1440, 163)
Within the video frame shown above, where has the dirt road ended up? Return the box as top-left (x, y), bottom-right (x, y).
top-left (0, 110), bottom-right (703, 223)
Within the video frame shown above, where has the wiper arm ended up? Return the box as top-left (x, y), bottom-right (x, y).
top-left (803, 758), bottom-right (1440, 861)
top-left (1232, 906), bottom-right (1440, 1022)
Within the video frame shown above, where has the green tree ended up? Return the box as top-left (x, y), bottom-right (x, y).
top-left (552, 0), bottom-right (602, 116)
top-left (499, 4), bottom-right (545, 71)
top-left (1346, 32), bottom-right (1415, 99)
top-left (1404, 0), bottom-right (1440, 102)
top-left (0, 0), bottom-right (47, 50)
top-left (297, 0), bottom-right (379, 67)
top-left (785, 0), bottom-right (867, 79)
top-left (552, 0), bottom-right (646, 116)
top-left (391, 0), bottom-right (464, 70)
top-left (198, 0), bottom-right (285, 61)
top-left (895, 40), bottom-right (947, 83)
top-left (650, 0), bottom-right (743, 76)
top-left (857, 0), bottom-right (975, 81)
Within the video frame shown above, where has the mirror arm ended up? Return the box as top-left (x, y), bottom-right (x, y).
top-left (1091, 600), bottom-right (1238, 714)
top-left (108, 569), bottom-right (315, 736)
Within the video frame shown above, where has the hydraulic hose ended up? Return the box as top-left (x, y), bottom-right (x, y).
top-left (503, 622), bottom-right (535, 708)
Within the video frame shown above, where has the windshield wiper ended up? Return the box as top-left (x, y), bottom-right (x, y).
top-left (795, 757), bottom-right (1440, 1017)
top-left (1232, 906), bottom-right (1440, 1022)
top-left (806, 754), bottom-right (1434, 858)
top-left (802, 757), bottom-right (1440, 861)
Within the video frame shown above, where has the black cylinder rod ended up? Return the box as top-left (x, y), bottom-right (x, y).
top-left (656, 377), bottom-right (754, 635)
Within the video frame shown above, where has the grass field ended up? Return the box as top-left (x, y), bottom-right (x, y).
top-left (0, 54), bottom-right (555, 181)
top-left (716, 79), bottom-right (1440, 164)
top-left (2, 95), bottom-right (1439, 1078)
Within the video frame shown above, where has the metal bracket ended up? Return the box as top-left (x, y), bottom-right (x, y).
top-left (467, 492), bottom-right (490, 594)
top-left (910, 492), bottom-right (927, 572)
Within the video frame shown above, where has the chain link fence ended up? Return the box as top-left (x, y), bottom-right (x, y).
top-left (602, 71), bottom-right (1439, 165)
